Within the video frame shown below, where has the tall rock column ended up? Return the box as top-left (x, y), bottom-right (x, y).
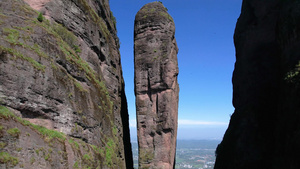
top-left (134, 2), bottom-right (179, 169)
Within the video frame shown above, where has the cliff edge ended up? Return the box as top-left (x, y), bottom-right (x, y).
top-left (0, 0), bottom-right (133, 168)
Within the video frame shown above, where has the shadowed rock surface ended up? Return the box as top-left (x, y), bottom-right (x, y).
top-left (134, 2), bottom-right (179, 169)
top-left (0, 0), bottom-right (133, 168)
top-left (215, 0), bottom-right (300, 169)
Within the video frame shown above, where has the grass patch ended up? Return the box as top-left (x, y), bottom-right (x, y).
top-left (139, 148), bottom-right (154, 163)
top-left (74, 80), bottom-right (88, 93)
top-left (68, 139), bottom-right (80, 150)
top-left (73, 161), bottom-right (79, 169)
top-left (30, 157), bottom-right (35, 164)
top-left (6, 127), bottom-right (20, 138)
top-left (83, 154), bottom-right (92, 162)
top-left (159, 12), bottom-right (174, 22)
top-left (31, 124), bottom-right (65, 141)
top-left (0, 152), bottom-right (19, 167)
top-left (52, 23), bottom-right (80, 53)
top-left (0, 105), bottom-right (66, 141)
top-left (77, 0), bottom-right (110, 38)
top-left (44, 153), bottom-right (51, 161)
top-left (3, 28), bottom-right (20, 45)
top-left (105, 139), bottom-right (115, 167)
top-left (0, 46), bottom-right (46, 71)
top-left (0, 142), bottom-right (6, 148)
top-left (112, 126), bottom-right (117, 135)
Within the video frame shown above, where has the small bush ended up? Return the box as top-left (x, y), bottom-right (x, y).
top-left (37, 13), bottom-right (43, 22)
top-left (0, 152), bottom-right (19, 167)
top-left (73, 161), bottom-right (79, 169)
top-left (52, 24), bottom-right (78, 52)
top-left (0, 142), bottom-right (6, 148)
top-left (7, 127), bottom-right (20, 138)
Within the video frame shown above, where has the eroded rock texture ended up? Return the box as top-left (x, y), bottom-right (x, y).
top-left (215, 0), bottom-right (300, 169)
top-left (134, 2), bottom-right (179, 169)
top-left (0, 0), bottom-right (132, 168)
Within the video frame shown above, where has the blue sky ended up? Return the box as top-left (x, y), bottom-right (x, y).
top-left (110, 0), bottom-right (242, 140)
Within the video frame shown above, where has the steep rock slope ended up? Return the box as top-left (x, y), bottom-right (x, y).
top-left (134, 2), bottom-right (179, 169)
top-left (0, 0), bottom-right (133, 168)
top-left (215, 0), bottom-right (300, 169)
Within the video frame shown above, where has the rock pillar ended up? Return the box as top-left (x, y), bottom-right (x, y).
top-left (134, 2), bottom-right (179, 169)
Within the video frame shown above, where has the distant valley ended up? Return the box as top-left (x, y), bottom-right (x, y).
top-left (132, 140), bottom-right (220, 169)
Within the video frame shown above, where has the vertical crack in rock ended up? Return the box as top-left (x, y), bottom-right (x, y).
top-left (134, 2), bottom-right (179, 169)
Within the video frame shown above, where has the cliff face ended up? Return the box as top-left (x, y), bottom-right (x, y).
top-left (215, 0), bottom-right (300, 169)
top-left (0, 0), bottom-right (132, 168)
top-left (134, 2), bottom-right (179, 169)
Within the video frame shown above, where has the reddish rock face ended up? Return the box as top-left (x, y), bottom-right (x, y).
top-left (134, 2), bottom-right (179, 169)
top-left (0, 0), bottom-right (132, 168)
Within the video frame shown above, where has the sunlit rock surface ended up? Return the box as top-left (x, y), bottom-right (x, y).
top-left (0, 0), bottom-right (133, 168)
top-left (134, 2), bottom-right (179, 169)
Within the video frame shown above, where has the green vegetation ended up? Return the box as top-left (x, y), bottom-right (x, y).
top-left (73, 45), bottom-right (81, 54)
top-left (74, 80), bottom-right (88, 92)
top-left (0, 152), bottom-right (19, 167)
top-left (30, 157), bottom-right (35, 164)
top-left (32, 124), bottom-right (65, 141)
top-left (6, 127), bottom-right (21, 138)
top-left (159, 12), bottom-right (174, 22)
top-left (12, 25), bottom-right (33, 33)
top-left (35, 149), bottom-right (39, 155)
top-left (110, 11), bottom-right (117, 29)
top-left (0, 105), bottom-right (65, 141)
top-left (0, 46), bottom-right (46, 71)
top-left (0, 3), bottom-right (119, 167)
top-left (37, 12), bottom-right (44, 22)
top-left (52, 23), bottom-right (80, 53)
top-left (83, 154), bottom-right (92, 162)
top-left (0, 142), bottom-right (6, 148)
top-left (30, 43), bottom-right (48, 58)
top-left (105, 139), bottom-right (116, 167)
top-left (285, 62), bottom-right (300, 84)
top-left (44, 153), bottom-right (51, 161)
top-left (69, 139), bottom-right (80, 150)
top-left (2, 27), bottom-right (48, 59)
top-left (73, 161), bottom-right (79, 169)
top-left (0, 124), bottom-right (3, 132)
top-left (3, 28), bottom-right (20, 45)
top-left (77, 0), bottom-right (111, 38)
top-left (112, 126), bottom-right (118, 135)
top-left (139, 149), bottom-right (154, 163)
